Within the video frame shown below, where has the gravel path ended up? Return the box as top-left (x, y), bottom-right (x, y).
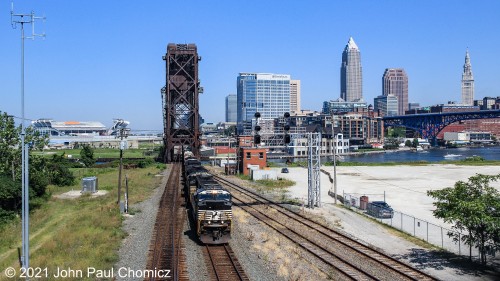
top-left (114, 166), bottom-right (171, 281)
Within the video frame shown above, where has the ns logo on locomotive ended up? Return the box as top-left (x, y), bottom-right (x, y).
top-left (182, 151), bottom-right (232, 244)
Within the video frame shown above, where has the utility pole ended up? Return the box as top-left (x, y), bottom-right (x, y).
top-left (333, 133), bottom-right (338, 204)
top-left (235, 126), bottom-right (239, 174)
top-left (330, 115), bottom-right (338, 204)
top-left (10, 1), bottom-right (45, 270)
top-left (117, 128), bottom-right (130, 204)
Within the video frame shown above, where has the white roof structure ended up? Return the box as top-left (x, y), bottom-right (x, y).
top-left (347, 37), bottom-right (359, 50)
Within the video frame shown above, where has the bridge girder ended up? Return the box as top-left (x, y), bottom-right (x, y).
top-left (382, 110), bottom-right (500, 142)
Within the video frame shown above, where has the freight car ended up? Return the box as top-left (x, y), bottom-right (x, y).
top-left (183, 154), bottom-right (232, 244)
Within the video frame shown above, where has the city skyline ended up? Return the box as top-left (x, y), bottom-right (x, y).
top-left (2, 1), bottom-right (500, 130)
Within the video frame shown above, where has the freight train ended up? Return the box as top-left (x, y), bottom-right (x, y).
top-left (183, 152), bottom-right (232, 244)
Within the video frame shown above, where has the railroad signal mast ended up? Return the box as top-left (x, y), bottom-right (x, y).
top-left (253, 112), bottom-right (261, 146)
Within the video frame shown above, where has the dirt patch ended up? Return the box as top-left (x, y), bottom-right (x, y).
top-left (53, 190), bottom-right (108, 199)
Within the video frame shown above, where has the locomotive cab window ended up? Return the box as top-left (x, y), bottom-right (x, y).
top-left (198, 192), bottom-right (231, 201)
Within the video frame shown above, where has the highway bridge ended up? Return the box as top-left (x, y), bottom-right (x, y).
top-left (382, 110), bottom-right (500, 144)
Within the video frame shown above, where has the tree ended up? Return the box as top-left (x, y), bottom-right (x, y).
top-left (0, 175), bottom-right (21, 225)
top-left (386, 127), bottom-right (406, 138)
top-left (0, 111), bottom-right (52, 224)
top-left (404, 140), bottom-right (412, 147)
top-left (383, 138), bottom-right (400, 150)
top-left (412, 138), bottom-right (419, 148)
top-left (428, 174), bottom-right (500, 264)
top-left (0, 112), bottom-right (19, 180)
top-left (80, 145), bottom-right (95, 167)
top-left (223, 125), bottom-right (236, 136)
top-left (47, 153), bottom-right (76, 186)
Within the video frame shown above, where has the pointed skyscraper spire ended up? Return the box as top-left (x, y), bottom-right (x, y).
top-left (347, 37), bottom-right (359, 50)
top-left (465, 48), bottom-right (471, 65)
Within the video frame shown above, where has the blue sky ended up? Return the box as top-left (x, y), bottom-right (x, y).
top-left (2, 0), bottom-right (500, 130)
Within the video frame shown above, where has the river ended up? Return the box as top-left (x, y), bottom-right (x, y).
top-left (341, 146), bottom-right (500, 163)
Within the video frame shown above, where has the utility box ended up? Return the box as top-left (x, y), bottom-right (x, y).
top-left (360, 196), bottom-right (369, 210)
top-left (81, 176), bottom-right (98, 193)
top-left (225, 163), bottom-right (237, 175)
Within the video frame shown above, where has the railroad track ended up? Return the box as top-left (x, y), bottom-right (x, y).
top-left (204, 244), bottom-right (249, 281)
top-left (215, 175), bottom-right (438, 281)
top-left (146, 164), bottom-right (188, 281)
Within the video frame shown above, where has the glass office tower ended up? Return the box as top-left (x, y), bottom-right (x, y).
top-left (225, 94), bottom-right (237, 122)
top-left (341, 37), bottom-right (363, 102)
top-left (237, 73), bottom-right (291, 133)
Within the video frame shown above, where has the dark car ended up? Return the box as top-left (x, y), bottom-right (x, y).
top-left (367, 201), bottom-right (394, 218)
top-left (281, 168), bottom-right (289, 173)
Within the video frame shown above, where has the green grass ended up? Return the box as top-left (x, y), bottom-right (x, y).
top-left (33, 148), bottom-right (154, 159)
top-left (256, 178), bottom-right (296, 188)
top-left (0, 165), bottom-right (166, 281)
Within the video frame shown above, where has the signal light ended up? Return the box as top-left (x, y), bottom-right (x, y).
top-left (254, 112), bottom-right (261, 118)
top-left (284, 134), bottom-right (291, 144)
top-left (284, 125), bottom-right (290, 131)
top-left (255, 125), bottom-right (261, 132)
top-left (284, 112), bottom-right (290, 118)
top-left (254, 134), bottom-right (261, 145)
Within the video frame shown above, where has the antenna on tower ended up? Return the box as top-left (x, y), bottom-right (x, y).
top-left (10, 0), bottom-right (46, 272)
top-left (11, 0), bottom-right (46, 39)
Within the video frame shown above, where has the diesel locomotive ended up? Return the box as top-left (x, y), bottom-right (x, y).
top-left (183, 154), bottom-right (232, 244)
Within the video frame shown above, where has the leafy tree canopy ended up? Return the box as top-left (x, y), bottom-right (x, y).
top-left (80, 145), bottom-right (95, 167)
top-left (428, 174), bottom-right (500, 264)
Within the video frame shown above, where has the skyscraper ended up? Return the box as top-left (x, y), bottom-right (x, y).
top-left (225, 94), bottom-right (237, 122)
top-left (374, 94), bottom-right (398, 116)
top-left (341, 37), bottom-right (363, 102)
top-left (382, 68), bottom-right (408, 115)
top-left (461, 49), bottom-right (474, 106)
top-left (237, 73), bottom-right (291, 133)
top-left (290, 80), bottom-right (301, 113)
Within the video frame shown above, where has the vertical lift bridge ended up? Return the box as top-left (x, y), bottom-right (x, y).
top-left (161, 43), bottom-right (202, 163)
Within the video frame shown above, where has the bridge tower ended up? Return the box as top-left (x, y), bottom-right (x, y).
top-left (161, 43), bottom-right (202, 163)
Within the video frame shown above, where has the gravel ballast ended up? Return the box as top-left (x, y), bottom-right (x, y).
top-left (114, 166), bottom-right (171, 281)
top-left (115, 164), bottom-right (499, 281)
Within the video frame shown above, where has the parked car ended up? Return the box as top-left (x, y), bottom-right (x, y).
top-left (366, 201), bottom-right (394, 218)
top-left (281, 167), bottom-right (289, 173)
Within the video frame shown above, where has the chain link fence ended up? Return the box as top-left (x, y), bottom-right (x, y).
top-left (343, 193), bottom-right (495, 259)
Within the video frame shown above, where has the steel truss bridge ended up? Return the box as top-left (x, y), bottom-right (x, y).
top-left (161, 43), bottom-right (202, 163)
top-left (382, 110), bottom-right (500, 144)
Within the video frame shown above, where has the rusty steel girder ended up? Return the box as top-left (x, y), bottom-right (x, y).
top-left (161, 43), bottom-right (201, 163)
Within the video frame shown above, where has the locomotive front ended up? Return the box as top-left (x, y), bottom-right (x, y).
top-left (193, 178), bottom-right (232, 244)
